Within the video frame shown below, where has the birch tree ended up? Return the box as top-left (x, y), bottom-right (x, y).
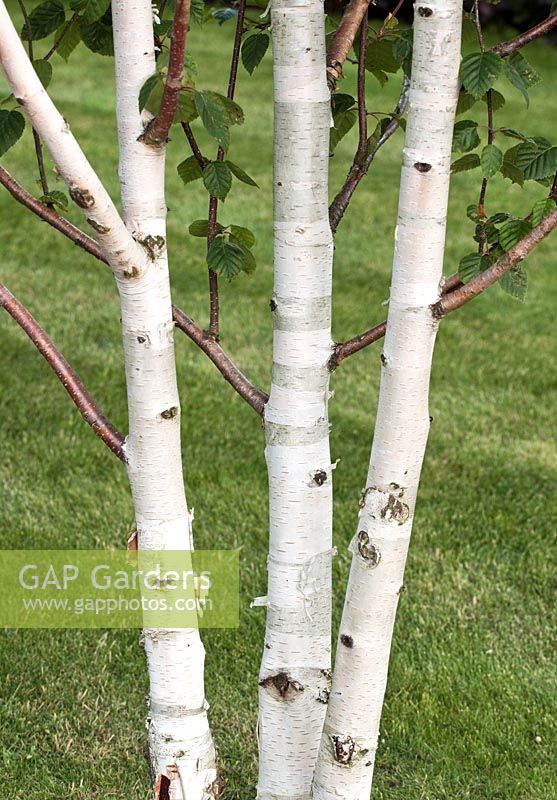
top-left (1, 0), bottom-right (556, 797)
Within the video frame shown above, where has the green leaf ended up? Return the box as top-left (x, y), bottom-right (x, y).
top-left (456, 90), bottom-right (476, 116)
top-left (452, 120), bottom-right (480, 153)
top-left (190, 0), bottom-right (206, 26)
top-left (458, 252), bottom-right (483, 283)
top-left (332, 93), bottom-right (356, 116)
top-left (39, 190), bottom-right (68, 210)
top-left (500, 128), bottom-right (536, 144)
top-left (531, 198), bottom-right (556, 227)
top-left (330, 108), bottom-right (357, 154)
top-left (194, 90), bottom-right (230, 149)
top-left (226, 160), bottom-right (258, 187)
top-left (231, 235), bottom-right (256, 273)
top-left (392, 29), bottom-right (412, 76)
top-left (460, 52), bottom-right (502, 99)
top-left (480, 144), bottom-right (503, 177)
top-left (0, 110), bottom-right (25, 157)
top-left (55, 19), bottom-right (81, 61)
top-left (229, 225), bottom-right (255, 248)
top-left (188, 219), bottom-right (220, 237)
top-left (221, 97), bottom-right (244, 126)
top-left (177, 156), bottom-right (203, 185)
top-left (503, 52), bottom-right (540, 106)
top-left (366, 39), bottom-right (399, 75)
top-left (70, 0), bottom-right (110, 25)
top-left (139, 73), bottom-right (163, 112)
top-left (515, 141), bottom-right (557, 181)
top-left (488, 89), bottom-right (506, 111)
top-left (21, 0), bottom-right (65, 41)
top-left (451, 153), bottom-right (481, 173)
top-left (206, 234), bottom-right (245, 279)
top-left (174, 90), bottom-right (198, 124)
top-left (203, 161), bottom-right (232, 200)
top-left (33, 59), bottom-right (53, 89)
top-left (500, 155), bottom-right (524, 186)
top-left (241, 32), bottom-right (270, 74)
top-left (498, 218), bottom-right (532, 251)
top-left (499, 265), bottom-right (527, 300)
top-left (80, 9), bottom-right (113, 56)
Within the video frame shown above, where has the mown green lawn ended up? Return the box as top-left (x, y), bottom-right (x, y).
top-left (0, 7), bottom-right (556, 799)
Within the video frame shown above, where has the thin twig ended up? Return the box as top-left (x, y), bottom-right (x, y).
top-left (44, 11), bottom-right (80, 61)
top-left (356, 14), bottom-right (368, 159)
top-left (0, 165), bottom-right (266, 413)
top-left (329, 76), bottom-right (410, 233)
top-left (206, 0), bottom-right (247, 340)
top-left (493, 13), bottom-right (557, 58)
top-left (327, 0), bottom-right (371, 91)
top-left (0, 283), bottom-right (126, 460)
top-left (181, 121), bottom-right (207, 169)
top-left (142, 0), bottom-right (191, 146)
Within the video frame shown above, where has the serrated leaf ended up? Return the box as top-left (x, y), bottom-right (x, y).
top-left (366, 39), bottom-right (399, 74)
top-left (330, 108), bottom-right (357, 154)
top-left (190, 0), bottom-right (206, 25)
top-left (392, 29), bottom-right (412, 76)
top-left (500, 128), bottom-right (536, 144)
top-left (451, 153), bottom-right (481, 173)
top-left (22, 0), bottom-right (65, 41)
top-left (504, 52), bottom-right (540, 106)
top-left (174, 90), bottom-right (198, 123)
top-left (460, 51), bottom-right (502, 99)
top-left (498, 218), bottom-right (532, 251)
top-left (139, 73), bottom-right (163, 112)
top-left (33, 59), bottom-right (53, 89)
top-left (515, 142), bottom-right (557, 180)
top-left (39, 190), bottom-right (68, 210)
top-left (177, 156), bottom-right (203, 185)
top-left (207, 234), bottom-right (245, 279)
top-left (194, 90), bottom-right (230, 149)
top-left (480, 144), bottom-right (503, 177)
top-left (499, 265), bottom-right (527, 300)
top-left (332, 93), bottom-right (356, 116)
top-left (229, 225), bottom-right (255, 248)
top-left (55, 19), bottom-right (81, 61)
top-left (531, 198), bottom-right (556, 227)
top-left (241, 33), bottom-right (270, 74)
top-left (456, 90), bottom-right (476, 116)
top-left (80, 9), bottom-right (113, 56)
top-left (71, 0), bottom-right (110, 25)
top-left (221, 97), bottom-right (244, 126)
top-left (203, 161), bottom-right (232, 200)
top-left (487, 89), bottom-right (506, 111)
top-left (452, 120), bottom-right (480, 153)
top-left (226, 160), bottom-right (258, 187)
top-left (0, 110), bottom-right (25, 157)
top-left (458, 252), bottom-right (484, 283)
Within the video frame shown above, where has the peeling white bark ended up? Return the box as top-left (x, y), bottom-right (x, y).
top-left (312, 3), bottom-right (463, 799)
top-left (257, 1), bottom-right (334, 798)
top-left (0, 3), bottom-right (217, 795)
top-left (111, 4), bottom-right (217, 797)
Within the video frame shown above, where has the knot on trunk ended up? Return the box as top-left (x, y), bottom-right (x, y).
top-left (357, 531), bottom-right (380, 567)
top-left (259, 671), bottom-right (304, 701)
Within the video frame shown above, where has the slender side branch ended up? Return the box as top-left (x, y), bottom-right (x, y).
top-left (0, 165), bottom-right (267, 413)
top-left (0, 284), bottom-right (125, 460)
top-left (329, 77), bottom-right (409, 233)
top-left (326, 0), bottom-right (370, 90)
top-left (493, 13), bottom-right (557, 58)
top-left (433, 208), bottom-right (557, 316)
top-left (142, 0), bottom-right (191, 146)
top-left (172, 307), bottom-right (268, 414)
top-left (206, 0), bottom-right (247, 339)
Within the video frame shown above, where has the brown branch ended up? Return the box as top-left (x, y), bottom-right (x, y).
top-left (330, 273), bottom-right (462, 368)
top-left (329, 77), bottom-right (409, 233)
top-left (205, 0), bottom-right (247, 340)
top-left (433, 209), bottom-right (557, 317)
top-left (181, 121), bottom-right (207, 169)
top-left (44, 10), bottom-right (80, 61)
top-left (0, 283), bottom-right (126, 460)
top-left (473, 1), bottom-right (493, 230)
top-left (327, 0), bottom-right (371, 91)
top-left (493, 14), bottom-right (557, 58)
top-left (0, 165), bottom-right (267, 414)
top-left (173, 306), bottom-right (267, 415)
top-left (356, 14), bottom-right (368, 159)
top-left (142, 0), bottom-right (191, 147)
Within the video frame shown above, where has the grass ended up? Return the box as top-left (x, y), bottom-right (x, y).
top-left (0, 9), bottom-right (556, 799)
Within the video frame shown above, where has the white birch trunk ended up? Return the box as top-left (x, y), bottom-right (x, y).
top-left (0, 4), bottom-right (217, 795)
top-left (111, 4), bottom-right (217, 798)
top-left (256, 2), bottom-right (334, 797)
top-left (312, 2), bottom-right (463, 798)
